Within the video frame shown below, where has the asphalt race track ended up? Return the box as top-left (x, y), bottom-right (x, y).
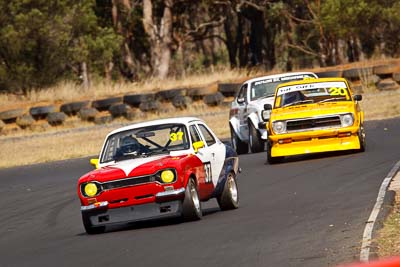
top-left (0, 118), bottom-right (400, 267)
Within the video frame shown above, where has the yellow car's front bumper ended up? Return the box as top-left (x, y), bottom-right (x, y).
top-left (270, 128), bottom-right (361, 157)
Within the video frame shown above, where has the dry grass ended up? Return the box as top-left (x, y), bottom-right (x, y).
top-left (376, 204), bottom-right (400, 257)
top-left (360, 90), bottom-right (400, 120)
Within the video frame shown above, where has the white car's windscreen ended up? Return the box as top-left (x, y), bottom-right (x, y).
top-left (250, 74), bottom-right (316, 101)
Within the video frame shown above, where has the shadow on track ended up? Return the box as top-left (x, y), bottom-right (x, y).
top-left (76, 207), bottom-right (221, 236)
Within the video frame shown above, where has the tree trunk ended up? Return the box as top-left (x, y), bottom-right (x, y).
top-left (112, 0), bottom-right (136, 80)
top-left (223, 2), bottom-right (239, 68)
top-left (81, 61), bottom-right (90, 91)
top-left (143, 0), bottom-right (173, 79)
top-left (104, 61), bottom-right (114, 81)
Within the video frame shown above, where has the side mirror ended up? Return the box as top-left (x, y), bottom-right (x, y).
top-left (354, 95), bottom-right (362, 101)
top-left (237, 97), bottom-right (245, 104)
top-left (261, 110), bottom-right (271, 122)
top-left (264, 104), bottom-right (272, 110)
top-left (193, 141), bottom-right (205, 153)
top-left (90, 158), bottom-right (99, 169)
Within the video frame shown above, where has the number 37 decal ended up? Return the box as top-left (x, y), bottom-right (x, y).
top-left (204, 162), bottom-right (212, 183)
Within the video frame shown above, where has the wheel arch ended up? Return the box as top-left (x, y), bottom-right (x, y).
top-left (247, 112), bottom-right (259, 130)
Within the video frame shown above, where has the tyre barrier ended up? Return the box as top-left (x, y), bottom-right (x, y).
top-left (0, 108), bottom-right (25, 123)
top-left (156, 88), bottom-right (187, 102)
top-left (139, 100), bottom-right (161, 112)
top-left (376, 78), bottom-right (399, 90)
top-left (393, 73), bottom-right (400, 82)
top-left (16, 114), bottom-right (35, 129)
top-left (109, 103), bottom-right (130, 118)
top-left (30, 105), bottom-right (57, 120)
top-left (218, 83), bottom-right (241, 97)
top-left (4, 62), bottom-right (400, 134)
top-left (94, 114), bottom-right (113, 125)
top-left (123, 93), bottom-right (155, 107)
top-left (47, 112), bottom-right (67, 126)
top-left (60, 101), bottom-right (90, 116)
top-left (342, 67), bottom-right (373, 81)
top-left (125, 109), bottom-right (136, 121)
top-left (204, 92), bottom-right (224, 106)
top-left (315, 70), bottom-right (343, 78)
top-left (187, 86), bottom-right (218, 100)
top-left (172, 95), bottom-right (192, 109)
top-left (373, 64), bottom-right (400, 77)
top-left (78, 107), bottom-right (98, 121)
top-left (92, 97), bottom-right (122, 111)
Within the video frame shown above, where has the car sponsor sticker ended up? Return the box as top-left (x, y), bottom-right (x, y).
top-left (277, 81), bottom-right (347, 96)
top-left (254, 74), bottom-right (313, 86)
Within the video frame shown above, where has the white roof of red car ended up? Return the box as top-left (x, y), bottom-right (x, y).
top-left (107, 117), bottom-right (204, 136)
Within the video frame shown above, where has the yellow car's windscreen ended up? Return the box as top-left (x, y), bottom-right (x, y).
top-left (275, 81), bottom-right (351, 108)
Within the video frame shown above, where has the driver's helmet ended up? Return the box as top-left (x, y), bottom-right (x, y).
top-left (120, 135), bottom-right (140, 153)
top-left (282, 91), bottom-right (305, 105)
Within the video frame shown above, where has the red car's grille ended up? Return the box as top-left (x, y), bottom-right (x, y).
top-left (102, 175), bottom-right (155, 190)
top-left (286, 116), bottom-right (341, 132)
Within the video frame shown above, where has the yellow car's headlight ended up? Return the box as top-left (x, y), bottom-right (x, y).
top-left (272, 121), bottom-right (286, 134)
top-left (84, 183), bottom-right (98, 197)
top-left (341, 113), bottom-right (354, 127)
top-left (160, 170), bottom-right (175, 183)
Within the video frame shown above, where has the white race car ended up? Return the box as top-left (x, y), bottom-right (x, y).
top-left (229, 72), bottom-right (318, 154)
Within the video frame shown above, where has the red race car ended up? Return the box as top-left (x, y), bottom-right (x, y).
top-left (77, 117), bottom-right (240, 234)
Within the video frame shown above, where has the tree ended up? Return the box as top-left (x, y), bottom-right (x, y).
top-left (143, 0), bottom-right (173, 79)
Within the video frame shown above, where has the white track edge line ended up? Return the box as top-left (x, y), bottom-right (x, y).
top-left (360, 159), bottom-right (400, 262)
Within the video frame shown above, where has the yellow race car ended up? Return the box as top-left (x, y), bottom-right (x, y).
top-left (262, 77), bottom-right (365, 164)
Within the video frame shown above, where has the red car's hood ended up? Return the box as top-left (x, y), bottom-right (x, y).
top-left (79, 154), bottom-right (189, 183)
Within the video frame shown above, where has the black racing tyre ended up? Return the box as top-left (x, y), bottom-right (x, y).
top-left (109, 103), bottom-right (130, 117)
top-left (30, 105), bottom-right (56, 120)
top-left (182, 178), bottom-right (202, 221)
top-left (0, 108), bottom-right (25, 122)
top-left (94, 114), bottom-right (113, 125)
top-left (358, 124), bottom-right (366, 152)
top-left (139, 100), bottom-right (160, 112)
top-left (156, 88), bottom-right (187, 102)
top-left (82, 213), bottom-right (105, 235)
top-left (187, 86), bottom-right (217, 100)
top-left (92, 97), bottom-right (122, 111)
top-left (314, 70), bottom-right (343, 78)
top-left (249, 122), bottom-right (264, 153)
top-left (60, 101), bottom-right (90, 116)
top-left (267, 142), bottom-right (283, 164)
top-left (230, 125), bottom-right (247, 155)
top-left (123, 93), bottom-right (155, 107)
top-left (217, 83), bottom-right (241, 97)
top-left (78, 107), bottom-right (98, 121)
top-left (16, 114), bottom-right (34, 128)
top-left (47, 112), bottom-right (66, 126)
top-left (217, 172), bottom-right (239, 210)
top-left (203, 92), bottom-right (224, 106)
top-left (172, 95), bottom-right (192, 109)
